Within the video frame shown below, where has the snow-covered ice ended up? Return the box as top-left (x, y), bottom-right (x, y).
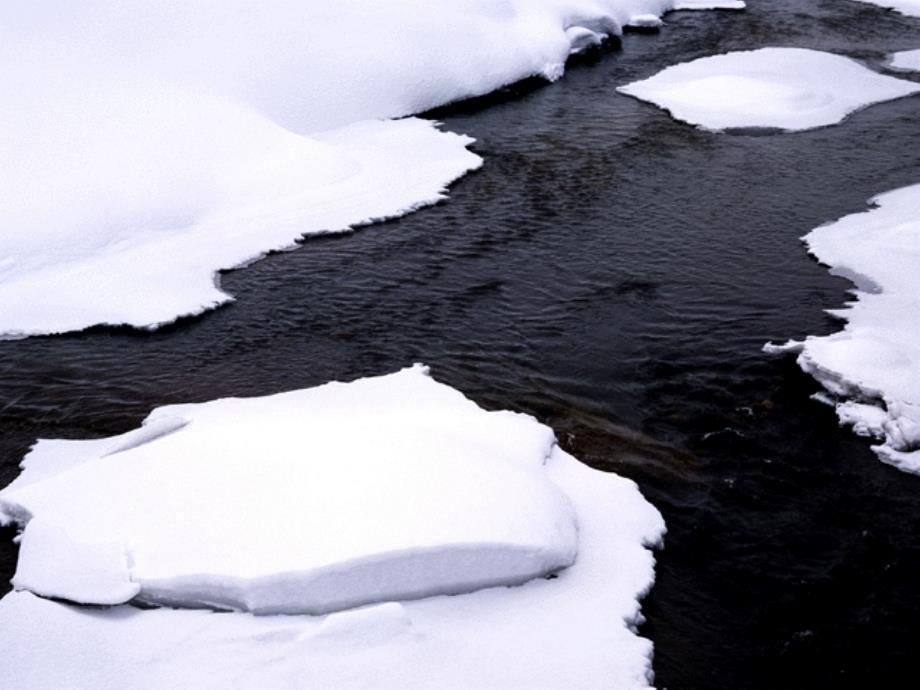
top-left (1, 366), bottom-right (579, 613)
top-left (853, 0), bottom-right (920, 17)
top-left (672, 0), bottom-right (745, 9)
top-left (765, 185), bottom-right (920, 474)
top-left (617, 47), bottom-right (920, 131)
top-left (0, 0), bottom-right (735, 339)
top-left (890, 48), bottom-right (920, 71)
top-left (0, 365), bottom-right (665, 688)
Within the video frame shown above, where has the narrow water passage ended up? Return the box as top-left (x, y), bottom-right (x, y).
top-left (1, 1), bottom-right (919, 688)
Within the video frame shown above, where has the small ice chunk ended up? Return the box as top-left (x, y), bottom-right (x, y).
top-left (672, 0), bottom-right (746, 9)
top-left (617, 47), bottom-right (920, 131)
top-left (837, 401), bottom-right (889, 438)
top-left (890, 49), bottom-right (920, 71)
top-left (11, 520), bottom-right (139, 605)
top-left (628, 14), bottom-right (664, 29)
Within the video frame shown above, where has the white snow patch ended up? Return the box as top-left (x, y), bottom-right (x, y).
top-left (673, 0), bottom-right (745, 9)
top-left (0, 366), bottom-right (665, 688)
top-left (853, 0), bottom-right (920, 17)
top-left (890, 48), bottom-right (920, 71)
top-left (776, 185), bottom-right (920, 474)
top-left (617, 47), bottom-right (920, 131)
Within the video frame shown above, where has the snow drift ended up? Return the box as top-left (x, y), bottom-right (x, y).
top-left (0, 366), bottom-right (666, 687)
top-left (765, 185), bottom-right (920, 474)
top-left (617, 47), bottom-right (920, 131)
top-left (0, 0), bottom-right (739, 338)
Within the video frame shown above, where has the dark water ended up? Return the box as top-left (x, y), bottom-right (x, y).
top-left (2, 1), bottom-right (920, 688)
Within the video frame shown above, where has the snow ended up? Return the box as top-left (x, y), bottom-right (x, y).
top-left (1, 366), bottom-right (578, 614)
top-left (617, 47), bottom-right (920, 131)
top-left (0, 0), bottom-right (737, 339)
top-left (765, 185), bottom-right (920, 474)
top-left (673, 0), bottom-right (745, 9)
top-left (890, 48), bottom-right (920, 71)
top-left (853, 0), bottom-right (920, 17)
top-left (0, 366), bottom-right (666, 688)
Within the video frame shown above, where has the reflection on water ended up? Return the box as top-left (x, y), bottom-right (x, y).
top-left (1, 1), bottom-right (919, 688)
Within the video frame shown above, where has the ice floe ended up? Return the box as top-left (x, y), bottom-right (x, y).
top-left (617, 47), bottom-right (920, 131)
top-left (765, 185), bottom-right (920, 474)
top-left (0, 365), bottom-right (665, 687)
top-left (853, 0), bottom-right (920, 17)
top-left (890, 48), bottom-right (920, 70)
top-left (0, 0), bottom-right (737, 338)
top-left (672, 0), bottom-right (746, 9)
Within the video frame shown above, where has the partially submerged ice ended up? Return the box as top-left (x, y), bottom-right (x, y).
top-left (617, 47), bottom-right (920, 131)
top-left (0, 366), bottom-right (666, 687)
top-left (890, 48), bottom-right (920, 71)
top-left (765, 185), bottom-right (920, 474)
top-left (0, 0), bottom-right (739, 339)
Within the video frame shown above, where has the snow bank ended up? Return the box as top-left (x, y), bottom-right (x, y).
top-left (765, 185), bottom-right (920, 474)
top-left (853, 0), bottom-right (920, 17)
top-left (0, 366), bottom-right (665, 687)
top-left (0, 0), bottom-right (733, 338)
top-left (890, 48), bottom-right (920, 70)
top-left (617, 47), bottom-right (920, 131)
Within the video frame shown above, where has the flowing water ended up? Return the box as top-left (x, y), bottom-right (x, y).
top-left (2, 1), bottom-right (919, 688)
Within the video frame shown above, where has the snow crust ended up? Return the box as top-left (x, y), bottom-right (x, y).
top-left (890, 48), bottom-right (920, 71)
top-left (0, 0), bottom-right (730, 339)
top-left (0, 366), bottom-right (665, 687)
top-left (765, 185), bottom-right (920, 474)
top-left (853, 0), bottom-right (920, 17)
top-left (617, 47), bottom-right (920, 131)
top-left (1, 366), bottom-right (580, 614)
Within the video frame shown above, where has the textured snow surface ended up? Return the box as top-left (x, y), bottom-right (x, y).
top-left (0, 0), bottom-right (728, 339)
top-left (617, 47), bottom-right (920, 131)
top-left (0, 366), bottom-right (665, 688)
top-left (854, 0), bottom-right (920, 17)
top-left (766, 185), bottom-right (920, 474)
top-left (890, 48), bottom-right (920, 70)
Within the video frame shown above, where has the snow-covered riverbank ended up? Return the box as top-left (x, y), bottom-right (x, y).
top-left (0, 0), bottom-right (742, 338)
top-left (0, 366), bottom-right (665, 688)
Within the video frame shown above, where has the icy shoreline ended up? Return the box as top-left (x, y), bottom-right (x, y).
top-left (766, 185), bottom-right (920, 474)
top-left (0, 0), bottom-right (743, 339)
top-left (0, 366), bottom-right (666, 688)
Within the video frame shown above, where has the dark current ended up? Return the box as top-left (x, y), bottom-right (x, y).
top-left (2, 1), bottom-right (919, 688)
